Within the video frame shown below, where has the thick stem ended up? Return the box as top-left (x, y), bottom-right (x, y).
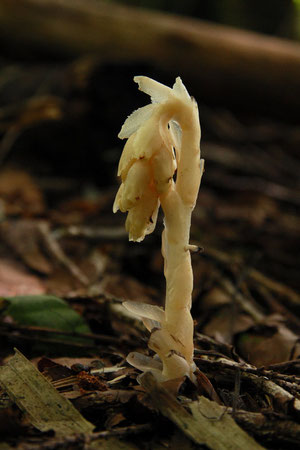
top-left (159, 104), bottom-right (202, 370)
top-left (161, 191), bottom-right (194, 364)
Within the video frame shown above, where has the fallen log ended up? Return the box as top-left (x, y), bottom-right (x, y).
top-left (0, 0), bottom-right (300, 115)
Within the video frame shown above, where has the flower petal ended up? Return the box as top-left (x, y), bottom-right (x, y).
top-left (118, 118), bottom-right (162, 178)
top-left (112, 183), bottom-right (123, 213)
top-left (172, 77), bottom-right (191, 101)
top-left (123, 300), bottom-right (165, 323)
top-left (151, 146), bottom-right (176, 195)
top-left (134, 76), bottom-right (173, 103)
top-left (127, 352), bottom-right (163, 373)
top-left (148, 328), bottom-right (192, 380)
top-left (118, 104), bottom-right (156, 139)
top-left (169, 120), bottom-right (182, 155)
top-left (125, 189), bottom-right (159, 242)
top-left (121, 159), bottom-right (151, 211)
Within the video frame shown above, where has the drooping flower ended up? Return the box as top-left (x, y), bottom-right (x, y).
top-left (114, 76), bottom-right (204, 383)
top-left (113, 76), bottom-right (191, 242)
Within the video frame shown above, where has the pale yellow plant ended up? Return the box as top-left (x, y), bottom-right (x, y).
top-left (113, 76), bottom-right (204, 382)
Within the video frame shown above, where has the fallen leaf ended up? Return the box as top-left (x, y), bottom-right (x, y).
top-left (0, 258), bottom-right (45, 296)
top-left (201, 286), bottom-right (232, 309)
top-left (88, 437), bottom-right (139, 450)
top-left (203, 306), bottom-right (254, 343)
top-left (0, 349), bottom-right (94, 436)
top-left (74, 389), bottom-right (138, 410)
top-left (102, 274), bottom-right (159, 304)
top-left (236, 320), bottom-right (300, 367)
top-left (140, 372), bottom-right (265, 450)
top-left (0, 169), bottom-right (45, 216)
top-left (37, 357), bottom-right (74, 381)
top-left (0, 408), bottom-right (24, 437)
top-left (0, 220), bottom-right (52, 274)
top-left (3, 295), bottom-right (92, 348)
top-left (105, 412), bottom-right (126, 429)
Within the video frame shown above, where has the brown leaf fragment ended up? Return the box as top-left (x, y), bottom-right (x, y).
top-left (0, 349), bottom-right (94, 436)
top-left (236, 318), bottom-right (300, 367)
top-left (0, 169), bottom-right (45, 216)
top-left (0, 407), bottom-right (24, 437)
top-left (0, 96), bottom-right (64, 165)
top-left (195, 369), bottom-right (222, 404)
top-left (0, 258), bottom-right (45, 296)
top-left (87, 436), bottom-right (140, 450)
top-left (73, 389), bottom-right (139, 411)
top-left (0, 220), bottom-right (53, 274)
top-left (234, 410), bottom-right (300, 447)
top-left (0, 219), bottom-right (89, 284)
top-left (203, 306), bottom-right (254, 344)
top-left (38, 221), bottom-right (89, 285)
top-left (37, 357), bottom-right (74, 382)
top-left (77, 370), bottom-right (107, 392)
top-left (214, 193), bottom-right (277, 227)
top-left (201, 286), bottom-right (233, 309)
top-left (102, 274), bottom-right (159, 304)
top-left (105, 412), bottom-right (126, 429)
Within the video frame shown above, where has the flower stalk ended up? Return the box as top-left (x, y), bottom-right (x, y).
top-left (113, 76), bottom-right (204, 382)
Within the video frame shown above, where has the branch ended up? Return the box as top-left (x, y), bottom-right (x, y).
top-left (0, 0), bottom-right (300, 114)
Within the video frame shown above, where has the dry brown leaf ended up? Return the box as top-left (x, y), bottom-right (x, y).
top-left (214, 193), bottom-right (277, 226)
top-left (0, 258), bottom-right (45, 296)
top-left (0, 349), bottom-right (94, 436)
top-left (0, 169), bottom-right (45, 216)
top-left (201, 286), bottom-right (232, 309)
top-left (0, 220), bottom-right (53, 274)
top-left (203, 306), bottom-right (254, 343)
top-left (102, 274), bottom-right (159, 304)
top-left (105, 412), bottom-right (126, 429)
top-left (236, 317), bottom-right (300, 367)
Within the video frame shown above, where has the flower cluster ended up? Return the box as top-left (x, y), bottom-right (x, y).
top-left (113, 76), bottom-right (190, 242)
top-left (114, 76), bottom-right (203, 383)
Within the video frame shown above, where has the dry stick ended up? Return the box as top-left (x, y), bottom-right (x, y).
top-left (1, 0), bottom-right (300, 114)
top-left (257, 285), bottom-right (300, 329)
top-left (0, 322), bottom-right (123, 345)
top-left (0, 322), bottom-right (141, 352)
top-left (232, 410), bottom-right (300, 445)
top-left (196, 357), bottom-right (300, 388)
top-left (219, 276), bottom-right (265, 322)
top-left (38, 222), bottom-right (89, 285)
top-left (205, 246), bottom-right (300, 307)
top-left (18, 424), bottom-right (152, 450)
top-left (196, 358), bottom-right (300, 413)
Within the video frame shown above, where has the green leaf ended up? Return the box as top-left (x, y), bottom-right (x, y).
top-left (3, 295), bottom-right (92, 352)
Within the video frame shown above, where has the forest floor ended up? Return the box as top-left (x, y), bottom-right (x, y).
top-left (0, 56), bottom-right (299, 450)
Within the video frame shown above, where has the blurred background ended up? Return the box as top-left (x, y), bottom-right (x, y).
top-left (118, 0), bottom-right (300, 39)
top-left (0, 0), bottom-right (299, 339)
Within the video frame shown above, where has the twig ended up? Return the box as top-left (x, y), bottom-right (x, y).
top-left (205, 247), bottom-right (300, 307)
top-left (0, 322), bottom-right (135, 348)
top-left (19, 424), bottom-right (152, 450)
top-left (195, 358), bottom-right (300, 411)
top-left (232, 368), bottom-right (241, 417)
top-left (38, 222), bottom-right (89, 285)
top-left (53, 225), bottom-right (127, 241)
